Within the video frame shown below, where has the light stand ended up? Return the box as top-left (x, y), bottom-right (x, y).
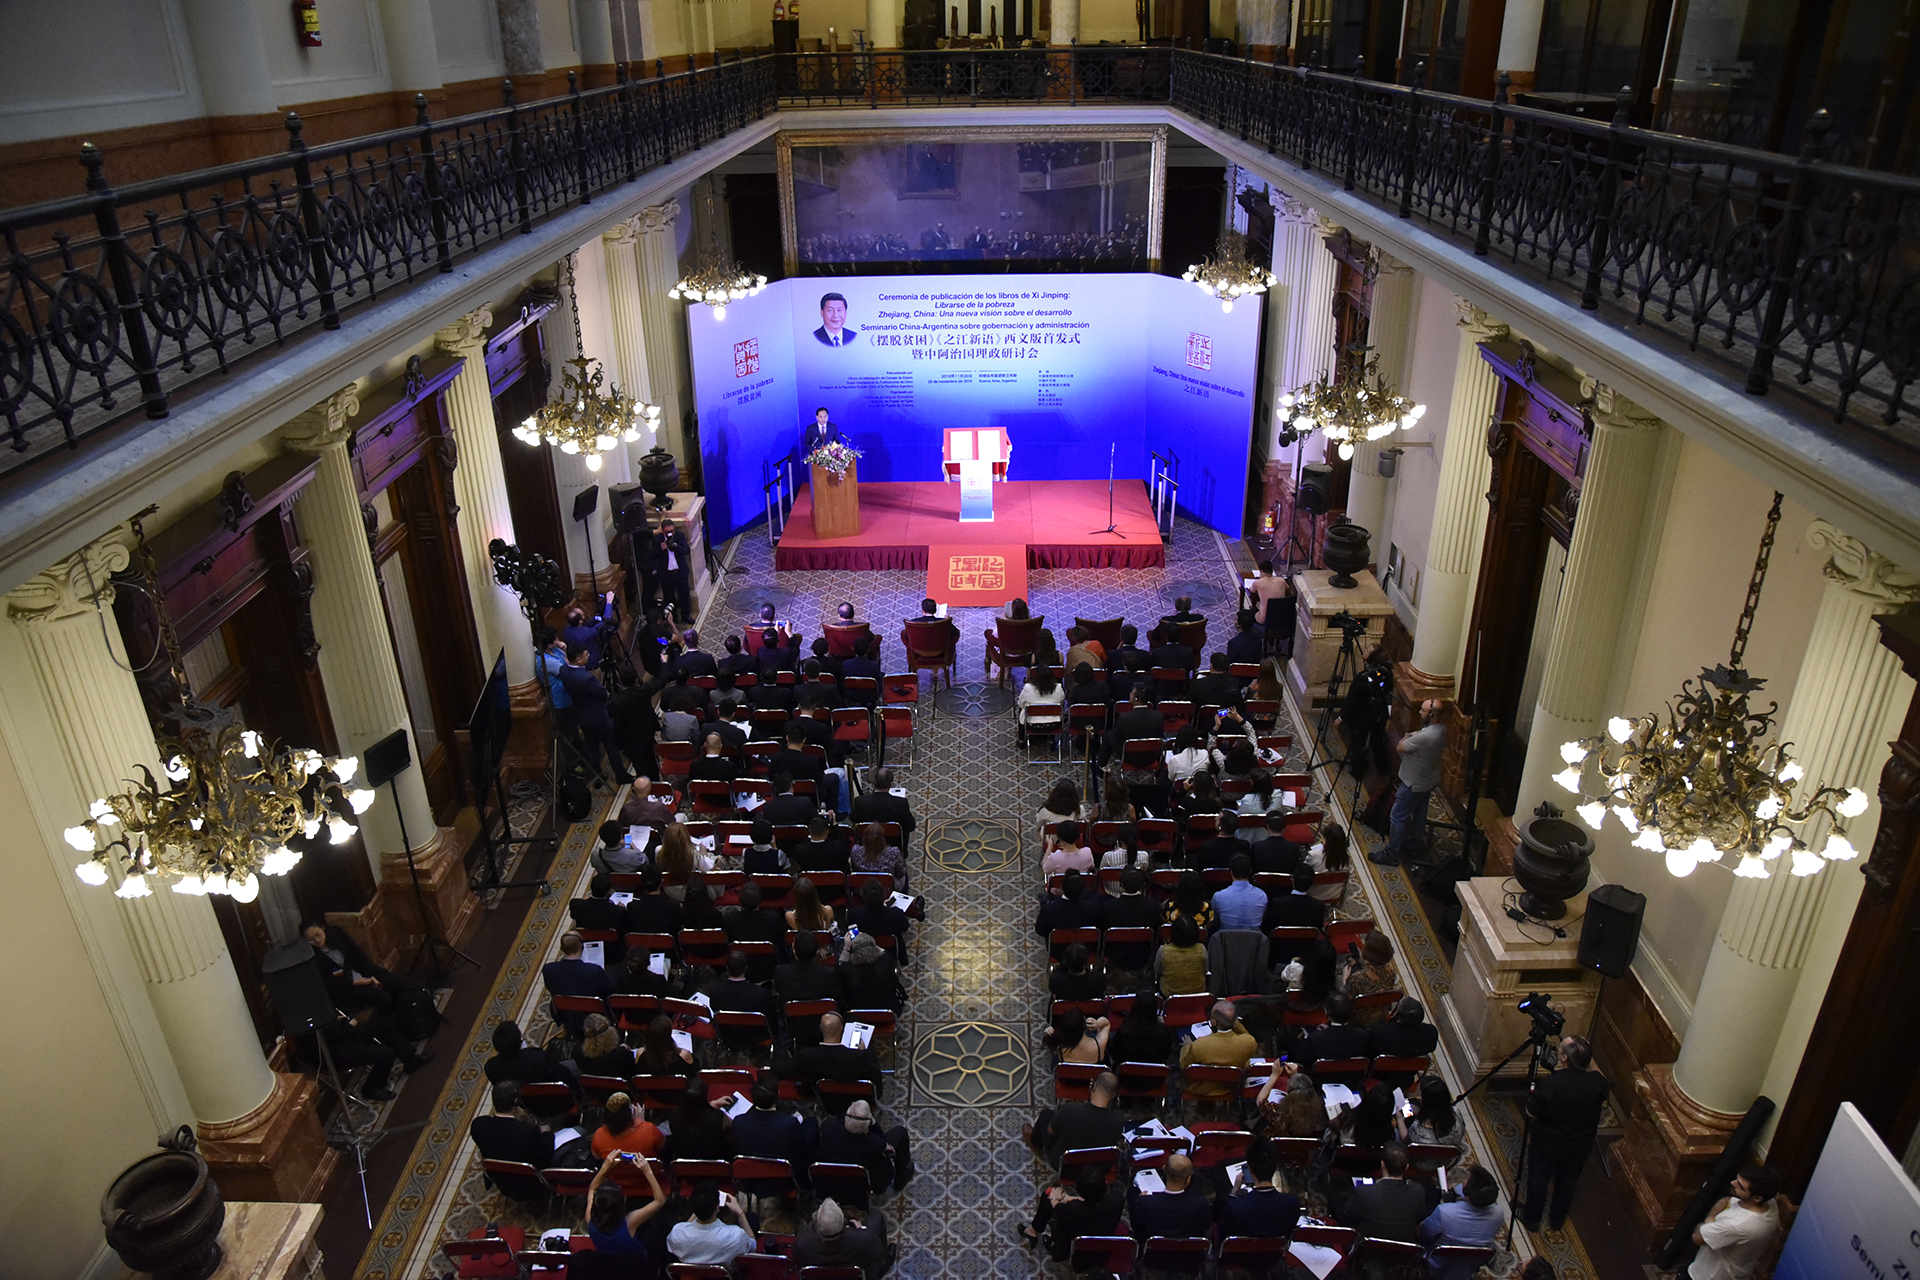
top-left (1454, 995), bottom-right (1563, 1250)
top-left (1088, 441), bottom-right (1125, 538)
top-left (365, 728), bottom-right (477, 980)
top-left (307, 1018), bottom-right (429, 1228)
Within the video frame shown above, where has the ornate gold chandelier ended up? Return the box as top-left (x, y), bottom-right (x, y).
top-left (668, 184), bottom-right (767, 321)
top-left (66, 517), bottom-right (376, 900)
top-left (1555, 493), bottom-right (1870, 879)
top-left (1278, 345), bottom-right (1425, 460)
top-left (515, 255), bottom-right (661, 472)
top-left (1182, 231), bottom-right (1276, 315)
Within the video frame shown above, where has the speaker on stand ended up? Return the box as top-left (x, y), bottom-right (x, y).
top-left (1576, 883), bottom-right (1646, 1061)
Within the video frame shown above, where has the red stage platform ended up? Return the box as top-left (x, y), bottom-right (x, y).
top-left (774, 479), bottom-right (1164, 572)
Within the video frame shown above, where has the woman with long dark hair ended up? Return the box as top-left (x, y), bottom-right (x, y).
top-left (851, 821), bottom-right (908, 891)
top-left (583, 1146), bottom-right (667, 1255)
top-left (1163, 870), bottom-right (1217, 934)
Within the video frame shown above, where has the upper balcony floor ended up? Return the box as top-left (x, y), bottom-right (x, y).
top-left (2, 48), bottom-right (1916, 585)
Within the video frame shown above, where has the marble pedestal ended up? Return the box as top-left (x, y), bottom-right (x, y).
top-left (1286, 569), bottom-right (1397, 707)
top-left (114, 1201), bottom-right (323, 1280)
top-left (1438, 877), bottom-right (1601, 1080)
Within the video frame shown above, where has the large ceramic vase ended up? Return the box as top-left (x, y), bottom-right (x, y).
top-left (638, 446), bottom-right (679, 509)
top-left (1514, 802), bottom-right (1594, 920)
top-left (101, 1126), bottom-right (225, 1280)
top-left (1322, 517), bottom-right (1372, 589)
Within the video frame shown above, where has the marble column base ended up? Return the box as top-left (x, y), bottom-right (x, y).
top-left (575, 564), bottom-right (624, 598)
top-left (197, 1073), bottom-right (337, 1205)
top-left (1616, 1063), bottom-right (1747, 1239)
top-left (379, 825), bottom-right (478, 957)
top-left (323, 880), bottom-right (401, 971)
top-left (1391, 662), bottom-right (1455, 737)
top-left (504, 676), bottom-right (553, 781)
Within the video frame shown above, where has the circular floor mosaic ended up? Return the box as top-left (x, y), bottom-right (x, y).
top-left (932, 681), bottom-right (1016, 717)
top-left (726, 584), bottom-right (796, 613)
top-left (910, 1021), bottom-right (1030, 1106)
top-left (925, 818), bottom-right (1021, 873)
top-left (1161, 579), bottom-right (1233, 610)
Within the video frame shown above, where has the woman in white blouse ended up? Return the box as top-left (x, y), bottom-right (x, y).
top-left (1163, 727), bottom-right (1211, 785)
top-left (1014, 665), bottom-right (1066, 747)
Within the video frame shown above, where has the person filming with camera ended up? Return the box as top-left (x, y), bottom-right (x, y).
top-left (1373, 696), bottom-right (1447, 867)
top-left (1518, 1033), bottom-right (1610, 1235)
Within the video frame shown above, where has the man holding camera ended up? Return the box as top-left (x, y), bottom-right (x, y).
top-left (1374, 697), bottom-right (1446, 866)
top-left (1519, 1033), bottom-right (1610, 1234)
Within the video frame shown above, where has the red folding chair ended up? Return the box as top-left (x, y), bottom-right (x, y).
top-left (1055, 1061), bottom-right (1106, 1102)
top-left (632, 1075), bottom-right (691, 1117)
top-left (1114, 1060), bottom-right (1171, 1104)
top-left (671, 1158), bottom-right (734, 1192)
top-left (878, 704), bottom-right (914, 767)
top-left (1025, 706), bottom-right (1066, 764)
top-left (1136, 818), bottom-right (1178, 858)
top-left (832, 706), bottom-right (874, 753)
top-left (1289, 1226), bottom-right (1358, 1272)
top-left (735, 1254), bottom-right (798, 1280)
top-left (1429, 1245), bottom-right (1497, 1274)
top-left (680, 928), bottom-right (731, 970)
top-left (1188, 1127), bottom-right (1253, 1168)
top-left (783, 998), bottom-right (838, 1046)
top-left (691, 779), bottom-right (734, 816)
top-left (1159, 993), bottom-right (1213, 1027)
top-left (1178, 1065), bottom-right (1246, 1108)
top-left (1122, 738), bottom-right (1163, 773)
top-left (1216, 1235), bottom-right (1293, 1280)
top-left (443, 1228), bottom-right (527, 1279)
top-left (1367, 1055), bottom-right (1433, 1092)
top-left (1326, 918), bottom-right (1375, 953)
top-left (809, 1161), bottom-right (873, 1210)
top-left (1139, 1237), bottom-right (1210, 1276)
top-left (1067, 1235), bottom-right (1137, 1276)
top-left (1061, 1145), bottom-right (1122, 1181)
top-left (478, 1158), bottom-right (546, 1204)
top-left (1049, 926), bottom-right (1100, 963)
top-left (1311, 1056), bottom-right (1370, 1092)
top-left (1353, 1237), bottom-right (1425, 1275)
top-left (671, 1266), bottom-right (734, 1280)
top-left (657, 739), bottom-right (696, 787)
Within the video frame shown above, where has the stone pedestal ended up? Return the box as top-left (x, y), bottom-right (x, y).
top-left (112, 1199), bottom-right (326, 1280)
top-left (196, 1073), bottom-right (336, 1205)
top-left (1286, 569), bottom-right (1396, 706)
top-left (1439, 877), bottom-right (1601, 1080)
top-left (1616, 1063), bottom-right (1746, 1237)
top-left (658, 491), bottom-right (715, 611)
top-left (377, 824), bottom-right (479, 957)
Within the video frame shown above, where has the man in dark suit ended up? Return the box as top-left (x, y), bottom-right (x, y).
top-left (1368, 997), bottom-right (1441, 1060)
top-left (773, 726), bottom-right (828, 786)
top-left (658, 667), bottom-right (709, 714)
top-left (732, 1082), bottom-right (818, 1184)
top-left (802, 406), bottom-right (844, 455)
top-left (558, 647), bottom-right (635, 783)
top-left (674, 629), bottom-right (718, 679)
top-left (795, 662), bottom-right (838, 712)
top-left (899, 599), bottom-right (957, 665)
top-left (724, 882), bottom-right (788, 978)
top-left (795, 1198), bottom-right (891, 1280)
top-left (1249, 813), bottom-right (1308, 876)
top-left (1302, 994), bottom-right (1373, 1074)
top-left (1218, 1140), bottom-right (1302, 1237)
top-left (1226, 609), bottom-right (1265, 668)
top-left (1159, 595), bottom-right (1205, 628)
top-left (1191, 811), bottom-right (1252, 870)
top-left (1128, 1152), bottom-right (1214, 1241)
top-left (1190, 653), bottom-right (1245, 711)
top-left (851, 768), bottom-right (915, 842)
top-left (1108, 624), bottom-right (1147, 672)
top-left (720, 634), bottom-right (758, 676)
top-left (470, 1081), bottom-right (557, 1169)
top-left (792, 813), bottom-right (852, 874)
top-left (1023, 1070), bottom-right (1125, 1169)
top-left (704, 949), bottom-right (781, 1048)
top-left (1098, 867), bottom-right (1161, 971)
top-left (777, 930), bottom-right (841, 1000)
top-left (813, 294), bottom-right (857, 346)
top-left (690, 732), bottom-right (739, 784)
top-left (764, 773), bottom-right (819, 828)
top-left (1263, 867), bottom-right (1330, 933)
top-left (1147, 637), bottom-right (1197, 686)
top-left (651, 520), bottom-right (693, 625)
top-left (750, 665), bottom-right (797, 712)
top-left (568, 870), bottom-right (627, 963)
top-left (841, 635), bottom-right (882, 684)
top-left (623, 867), bottom-right (682, 939)
top-left (1338, 1143), bottom-right (1427, 1245)
top-left (777, 1012), bottom-right (886, 1111)
top-left (542, 930), bottom-right (613, 1033)
top-left (818, 1099), bottom-right (913, 1194)
top-left (1034, 871), bottom-right (1102, 937)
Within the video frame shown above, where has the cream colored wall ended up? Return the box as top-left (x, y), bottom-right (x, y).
top-left (543, 0), bottom-right (585, 65)
top-left (0, 662), bottom-right (181, 1280)
top-left (1081, 0), bottom-right (1139, 40)
top-left (0, 0), bottom-right (206, 145)
top-left (1596, 435), bottom-right (1831, 1031)
top-left (1378, 275), bottom-right (1458, 627)
top-left (433, 0), bottom-right (509, 80)
top-left (261, 0), bottom-right (396, 97)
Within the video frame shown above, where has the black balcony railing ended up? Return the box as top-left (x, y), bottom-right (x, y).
top-left (1169, 50), bottom-right (1920, 465)
top-left (0, 58), bottom-right (777, 475)
top-left (4, 48), bottom-right (1917, 484)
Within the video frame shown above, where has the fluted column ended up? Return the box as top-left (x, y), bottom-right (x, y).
top-left (6, 539), bottom-right (276, 1125)
top-left (867, 0), bottom-right (899, 45)
top-left (1671, 528), bottom-right (1920, 1115)
top-left (1050, 0), bottom-right (1079, 44)
top-left (1263, 196), bottom-right (1340, 456)
top-left (1346, 251), bottom-right (1417, 546)
top-left (284, 387), bottom-right (439, 873)
top-left (375, 0), bottom-right (444, 93)
top-left (603, 219), bottom-right (657, 407)
top-left (436, 308), bottom-right (535, 686)
top-left (632, 200), bottom-right (693, 466)
top-left (1512, 384), bottom-right (1667, 814)
top-left (1407, 301), bottom-right (1508, 683)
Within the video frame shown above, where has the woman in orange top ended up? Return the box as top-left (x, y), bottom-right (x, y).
top-left (591, 1091), bottom-right (665, 1160)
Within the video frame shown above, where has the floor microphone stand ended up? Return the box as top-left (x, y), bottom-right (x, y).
top-left (1089, 441), bottom-right (1125, 537)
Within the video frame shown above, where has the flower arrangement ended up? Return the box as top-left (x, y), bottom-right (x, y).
top-left (806, 440), bottom-right (864, 478)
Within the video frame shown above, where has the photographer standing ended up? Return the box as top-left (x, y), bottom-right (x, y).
top-left (1519, 1034), bottom-right (1610, 1235)
top-left (652, 519), bottom-right (693, 626)
top-left (1333, 645), bottom-right (1395, 783)
top-left (1373, 698), bottom-right (1447, 866)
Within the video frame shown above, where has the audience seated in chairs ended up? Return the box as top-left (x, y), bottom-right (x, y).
top-left (1023, 1069), bottom-right (1125, 1170)
top-left (665, 1183), bottom-right (756, 1267)
top-left (1035, 870), bottom-right (1101, 937)
top-left (1154, 913), bottom-right (1210, 996)
top-left (592, 1089), bottom-right (666, 1160)
top-left (1042, 820), bottom-right (1094, 881)
top-left (1372, 997), bottom-right (1441, 1058)
top-left (1420, 1165), bottom-right (1506, 1280)
top-left (777, 931), bottom-right (841, 1007)
top-left (1341, 931), bottom-right (1402, 1022)
top-left (1127, 1151), bottom-right (1213, 1240)
top-left (1178, 999), bottom-right (1258, 1097)
top-left (1257, 1066), bottom-right (1330, 1139)
top-left (1021, 1167), bottom-right (1125, 1261)
top-left (471, 1080), bottom-right (557, 1169)
top-left (838, 931), bottom-right (905, 1011)
top-left (583, 1149), bottom-right (669, 1262)
top-left (817, 1097), bottom-right (914, 1194)
top-left (777, 1012), bottom-right (886, 1113)
top-left (1221, 1138), bottom-right (1304, 1236)
top-left (1339, 1142), bottom-right (1429, 1263)
top-left (1105, 987), bottom-right (1177, 1067)
top-left (797, 1197), bottom-right (894, 1280)
top-left (1047, 1009), bottom-right (1110, 1065)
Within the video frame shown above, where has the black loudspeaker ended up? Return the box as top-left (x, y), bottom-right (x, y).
top-left (572, 484), bottom-right (600, 522)
top-left (1578, 884), bottom-right (1646, 979)
top-left (363, 727), bottom-right (412, 789)
top-left (609, 483), bottom-right (650, 535)
top-left (1298, 464), bottom-right (1334, 515)
top-left (261, 939), bottom-right (335, 1037)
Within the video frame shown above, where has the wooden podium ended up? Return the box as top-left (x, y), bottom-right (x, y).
top-left (811, 461), bottom-right (861, 538)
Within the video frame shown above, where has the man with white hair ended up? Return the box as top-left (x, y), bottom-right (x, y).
top-left (1176, 1000), bottom-right (1258, 1099)
top-left (795, 1197), bottom-right (894, 1279)
top-left (816, 1098), bottom-right (914, 1193)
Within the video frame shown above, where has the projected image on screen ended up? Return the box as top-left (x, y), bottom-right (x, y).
top-left (781, 130), bottom-right (1165, 275)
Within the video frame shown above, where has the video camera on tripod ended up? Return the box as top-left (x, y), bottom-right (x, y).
top-left (1517, 990), bottom-right (1566, 1042)
top-left (1329, 609), bottom-right (1369, 637)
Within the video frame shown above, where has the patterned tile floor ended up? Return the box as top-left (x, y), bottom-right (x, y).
top-left (373, 515), bottom-right (1604, 1279)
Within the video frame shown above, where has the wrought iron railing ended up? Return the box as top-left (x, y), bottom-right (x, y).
top-left (0, 57), bottom-right (777, 473)
top-left (6, 47), bottom-right (1918, 481)
top-left (1169, 50), bottom-right (1920, 464)
top-left (776, 45), bottom-right (1173, 106)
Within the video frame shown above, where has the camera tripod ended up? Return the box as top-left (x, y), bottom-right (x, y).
top-left (1303, 619), bottom-right (1371, 814)
top-left (303, 1019), bottom-right (430, 1229)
